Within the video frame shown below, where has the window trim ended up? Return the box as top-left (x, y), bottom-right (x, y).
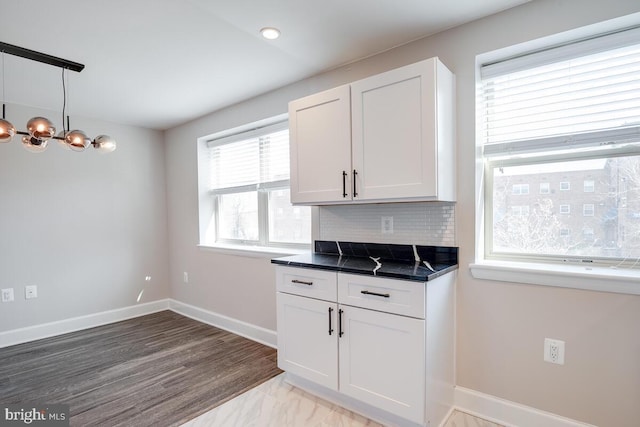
top-left (469, 260), bottom-right (640, 296)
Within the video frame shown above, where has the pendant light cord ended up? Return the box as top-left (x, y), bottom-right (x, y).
top-left (62, 68), bottom-right (67, 133)
top-left (1, 52), bottom-right (5, 119)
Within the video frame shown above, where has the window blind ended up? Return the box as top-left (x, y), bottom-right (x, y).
top-left (208, 123), bottom-right (289, 190)
top-left (480, 26), bottom-right (640, 157)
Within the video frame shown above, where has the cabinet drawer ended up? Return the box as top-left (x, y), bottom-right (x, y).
top-left (276, 266), bottom-right (337, 301)
top-left (338, 273), bottom-right (425, 318)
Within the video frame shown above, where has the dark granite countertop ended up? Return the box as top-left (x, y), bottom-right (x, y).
top-left (271, 241), bottom-right (458, 282)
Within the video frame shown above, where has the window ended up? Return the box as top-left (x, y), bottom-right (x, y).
top-left (583, 227), bottom-right (595, 240)
top-left (511, 205), bottom-right (530, 216)
top-left (539, 182), bottom-right (550, 194)
top-left (480, 27), bottom-right (640, 265)
top-left (583, 204), bottom-right (595, 217)
top-left (584, 180), bottom-right (595, 192)
top-left (200, 120), bottom-right (311, 250)
top-left (512, 183), bottom-right (529, 195)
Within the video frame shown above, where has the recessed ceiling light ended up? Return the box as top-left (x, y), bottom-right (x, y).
top-left (260, 27), bottom-right (280, 40)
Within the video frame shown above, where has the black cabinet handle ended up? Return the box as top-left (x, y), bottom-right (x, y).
top-left (328, 307), bottom-right (334, 335)
top-left (291, 279), bottom-right (313, 286)
top-left (342, 171), bottom-right (348, 198)
top-left (338, 309), bottom-right (344, 337)
top-left (352, 169), bottom-right (358, 197)
top-left (361, 290), bottom-right (390, 298)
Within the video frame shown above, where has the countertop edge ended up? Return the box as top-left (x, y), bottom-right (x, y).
top-left (271, 257), bottom-right (458, 282)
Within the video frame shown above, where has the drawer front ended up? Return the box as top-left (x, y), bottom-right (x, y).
top-left (337, 273), bottom-right (425, 318)
top-left (276, 266), bottom-right (337, 301)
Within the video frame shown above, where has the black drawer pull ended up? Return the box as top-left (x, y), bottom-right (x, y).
top-left (338, 309), bottom-right (344, 337)
top-left (328, 307), bottom-right (334, 335)
top-left (361, 290), bottom-right (390, 298)
top-left (291, 279), bottom-right (313, 286)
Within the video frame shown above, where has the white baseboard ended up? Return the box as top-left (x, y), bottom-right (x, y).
top-left (454, 386), bottom-right (597, 427)
top-left (0, 298), bottom-right (276, 350)
top-left (168, 299), bottom-right (277, 348)
top-left (0, 299), bottom-right (170, 348)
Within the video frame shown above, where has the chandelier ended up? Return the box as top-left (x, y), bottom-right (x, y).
top-left (0, 42), bottom-right (116, 153)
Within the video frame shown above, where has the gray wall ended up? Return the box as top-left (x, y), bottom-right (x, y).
top-left (164, 1), bottom-right (640, 425)
top-left (0, 104), bottom-right (170, 331)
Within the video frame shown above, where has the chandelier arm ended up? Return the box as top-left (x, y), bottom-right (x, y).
top-left (15, 130), bottom-right (66, 141)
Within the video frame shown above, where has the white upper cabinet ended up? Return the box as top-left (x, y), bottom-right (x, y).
top-left (289, 85), bottom-right (352, 204)
top-left (351, 58), bottom-right (455, 201)
top-left (288, 57), bottom-right (455, 205)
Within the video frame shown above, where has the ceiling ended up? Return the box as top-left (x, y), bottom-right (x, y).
top-left (0, 0), bottom-right (529, 131)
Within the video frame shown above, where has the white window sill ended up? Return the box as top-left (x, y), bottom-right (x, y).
top-left (469, 260), bottom-right (640, 295)
top-left (198, 243), bottom-right (309, 259)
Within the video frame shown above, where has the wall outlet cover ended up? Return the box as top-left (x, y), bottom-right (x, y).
top-left (25, 285), bottom-right (38, 299)
top-left (381, 216), bottom-right (394, 234)
top-left (1, 288), bottom-right (14, 303)
top-left (544, 338), bottom-right (565, 365)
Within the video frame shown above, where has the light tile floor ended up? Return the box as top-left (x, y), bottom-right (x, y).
top-left (444, 410), bottom-right (505, 427)
top-left (179, 374), bottom-right (504, 427)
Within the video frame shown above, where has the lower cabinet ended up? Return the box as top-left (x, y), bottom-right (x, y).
top-left (339, 305), bottom-right (425, 422)
top-left (277, 292), bottom-right (338, 389)
top-left (276, 266), bottom-right (454, 426)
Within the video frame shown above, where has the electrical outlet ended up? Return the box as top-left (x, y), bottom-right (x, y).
top-left (544, 338), bottom-right (565, 365)
top-left (1, 288), bottom-right (14, 302)
top-left (25, 285), bottom-right (38, 299)
top-left (381, 216), bottom-right (394, 234)
top-left (183, 272), bottom-right (189, 284)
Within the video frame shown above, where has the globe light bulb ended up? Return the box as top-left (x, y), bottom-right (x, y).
top-left (92, 134), bottom-right (117, 153)
top-left (0, 118), bottom-right (15, 143)
top-left (22, 135), bottom-right (48, 153)
top-left (64, 129), bottom-right (90, 152)
top-left (26, 117), bottom-right (56, 140)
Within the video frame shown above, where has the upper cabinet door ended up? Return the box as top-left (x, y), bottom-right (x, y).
top-left (289, 85), bottom-right (352, 204)
top-left (351, 58), bottom-right (455, 202)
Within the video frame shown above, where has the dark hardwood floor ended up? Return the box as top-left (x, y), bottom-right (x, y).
top-left (0, 310), bottom-right (282, 426)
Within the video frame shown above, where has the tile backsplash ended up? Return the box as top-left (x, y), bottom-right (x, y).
top-left (318, 202), bottom-right (456, 246)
